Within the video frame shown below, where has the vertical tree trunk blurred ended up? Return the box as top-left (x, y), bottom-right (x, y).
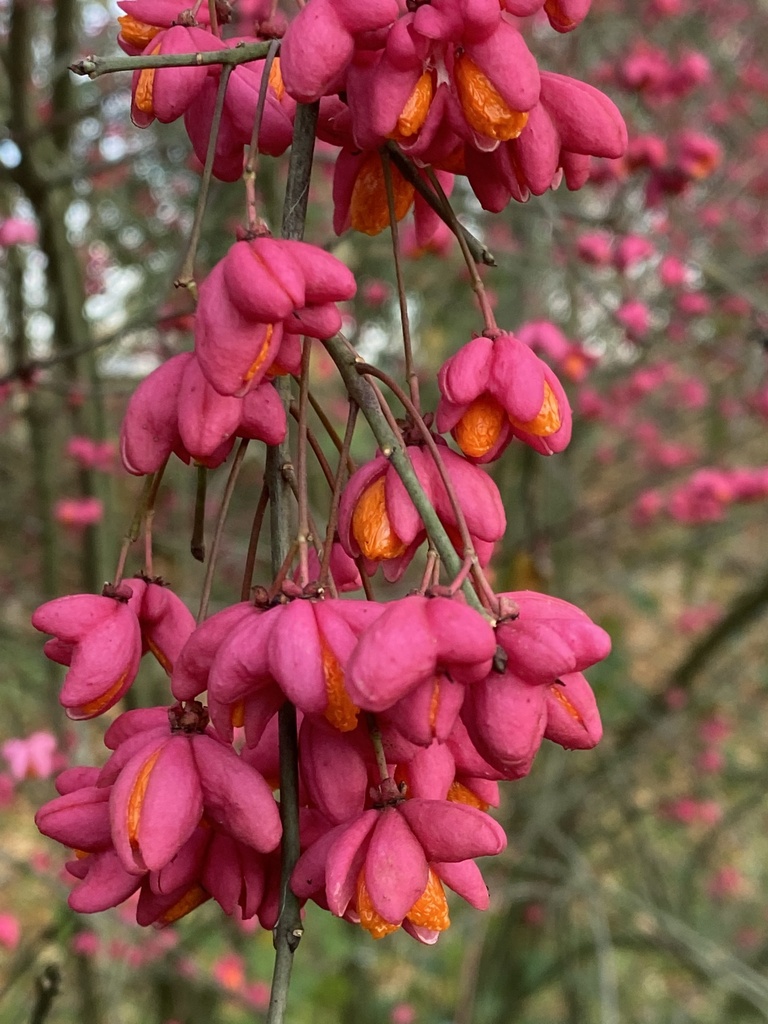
top-left (5, 0), bottom-right (108, 595)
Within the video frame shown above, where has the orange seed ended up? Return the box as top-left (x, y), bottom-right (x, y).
top-left (320, 636), bottom-right (360, 732)
top-left (158, 883), bottom-right (209, 925)
top-left (508, 381), bottom-right (562, 437)
top-left (454, 394), bottom-right (506, 457)
top-left (118, 14), bottom-right (162, 48)
top-left (76, 669), bottom-right (130, 718)
top-left (351, 476), bottom-right (408, 561)
top-left (268, 57), bottom-right (285, 100)
top-left (357, 871), bottom-right (401, 939)
top-left (392, 71), bottom-right (434, 139)
top-left (406, 869), bottom-right (450, 932)
top-left (127, 747), bottom-right (162, 847)
top-left (549, 683), bottom-right (585, 725)
top-left (447, 780), bottom-right (490, 812)
top-left (241, 324), bottom-right (274, 387)
top-left (454, 54), bottom-right (529, 142)
top-left (134, 43), bottom-right (163, 115)
top-left (350, 153), bottom-right (415, 237)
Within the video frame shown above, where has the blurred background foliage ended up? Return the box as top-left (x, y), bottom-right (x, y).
top-left (2, 0), bottom-right (768, 1021)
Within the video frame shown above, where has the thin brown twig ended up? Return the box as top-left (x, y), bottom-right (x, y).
top-left (113, 473), bottom-right (154, 586)
top-left (295, 338), bottom-right (312, 587)
top-left (240, 481), bottom-right (270, 600)
top-left (319, 401), bottom-right (358, 588)
top-left (266, 100), bottom-right (319, 1024)
top-left (385, 142), bottom-right (496, 266)
top-left (281, 462), bottom-right (333, 580)
top-left (191, 464), bottom-right (207, 563)
top-left (425, 167), bottom-right (498, 335)
top-left (381, 149), bottom-right (419, 409)
top-left (207, 0), bottom-right (219, 36)
top-left (243, 38), bottom-right (280, 232)
top-left (288, 402), bottom-right (335, 489)
top-left (175, 64), bottom-right (234, 295)
top-left (196, 439), bottom-right (250, 624)
top-left (294, 378), bottom-right (355, 474)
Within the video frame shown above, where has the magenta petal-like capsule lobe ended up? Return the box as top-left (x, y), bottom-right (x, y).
top-left (345, 597), bottom-right (436, 711)
top-left (67, 850), bottom-right (144, 913)
top-left (172, 603), bottom-right (259, 700)
top-left (325, 810), bottom-right (378, 916)
top-left (140, 583), bottom-right (195, 676)
top-left (176, 355), bottom-right (241, 464)
top-left (280, 0), bottom-right (353, 104)
top-left (238, 382), bottom-right (288, 446)
top-left (365, 808), bottom-right (429, 925)
top-left (436, 859), bottom-right (491, 909)
top-left (223, 238), bottom-right (306, 323)
top-left (35, 786), bottom-right (113, 853)
top-left (400, 799), bottom-right (507, 862)
top-left (299, 718), bottom-right (368, 824)
top-left (120, 353), bottom-right (190, 475)
top-left (496, 590), bottom-right (611, 682)
top-left (544, 671), bottom-right (602, 749)
top-left (110, 734), bottom-right (202, 873)
top-left (192, 734), bottom-right (282, 854)
top-left (33, 594), bottom-right (142, 720)
top-left (463, 672), bottom-right (548, 778)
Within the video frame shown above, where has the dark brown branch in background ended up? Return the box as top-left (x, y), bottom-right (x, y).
top-left (7, 0), bottom-right (110, 592)
top-left (28, 965), bottom-right (61, 1024)
top-left (616, 567), bottom-right (768, 750)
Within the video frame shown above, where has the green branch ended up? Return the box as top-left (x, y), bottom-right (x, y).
top-left (70, 40), bottom-right (274, 79)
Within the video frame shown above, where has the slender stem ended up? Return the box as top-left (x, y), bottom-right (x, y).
top-left (321, 336), bottom-right (489, 618)
top-left (266, 100), bottom-right (319, 1024)
top-left (368, 375), bottom-right (406, 447)
top-left (281, 464), bottom-right (333, 593)
top-left (357, 560), bottom-right (375, 600)
top-left (244, 38), bottom-right (280, 233)
top-left (295, 339), bottom-right (312, 588)
top-left (240, 481), bottom-right (270, 601)
top-left (191, 464), bottom-right (207, 563)
top-left (207, 0), bottom-right (219, 36)
top-left (470, 563), bottom-right (497, 613)
top-left (385, 143), bottom-right (496, 267)
top-left (425, 168), bottom-right (499, 335)
top-left (175, 64), bottom-right (234, 295)
top-left (288, 405), bottom-right (335, 489)
top-left (69, 41), bottom-right (273, 78)
top-left (381, 150), bottom-right (419, 409)
top-left (365, 713), bottom-right (400, 802)
top-left (448, 556), bottom-right (474, 596)
top-left (144, 509), bottom-right (155, 577)
top-left (296, 379), bottom-right (356, 475)
top-left (114, 467), bottom-right (165, 586)
top-left (319, 402), bottom-right (358, 588)
top-left (196, 439), bottom-right (250, 624)
top-left (356, 361), bottom-right (481, 585)
top-left (267, 539), bottom-right (300, 600)
top-left (268, 702), bottom-right (303, 1024)
top-left (366, 713), bottom-right (391, 784)
top-left (418, 547), bottom-right (439, 594)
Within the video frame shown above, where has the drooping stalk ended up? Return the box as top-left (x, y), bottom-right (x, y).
top-left (265, 99), bottom-right (320, 1024)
